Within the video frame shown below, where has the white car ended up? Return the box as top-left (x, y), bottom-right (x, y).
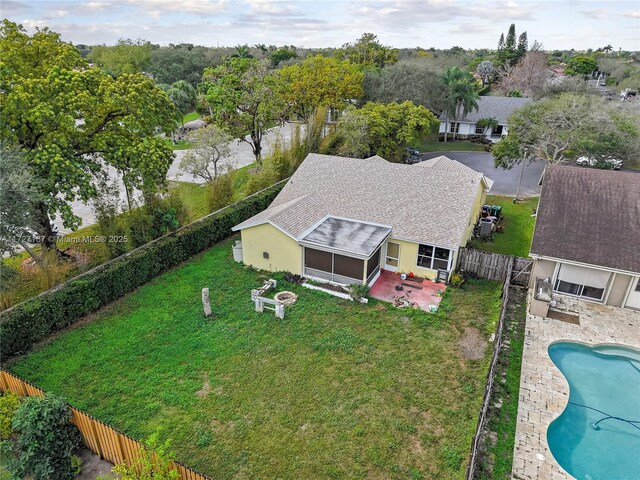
top-left (576, 156), bottom-right (623, 170)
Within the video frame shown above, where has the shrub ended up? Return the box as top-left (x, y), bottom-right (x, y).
top-left (0, 183), bottom-right (284, 359)
top-left (449, 271), bottom-right (465, 288)
top-left (9, 394), bottom-right (81, 480)
top-left (99, 433), bottom-right (179, 480)
top-left (349, 284), bottom-right (370, 301)
top-left (0, 392), bottom-right (21, 440)
top-left (207, 173), bottom-right (234, 212)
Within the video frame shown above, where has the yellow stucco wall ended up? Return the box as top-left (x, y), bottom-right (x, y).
top-left (391, 238), bottom-right (448, 281)
top-left (462, 183), bottom-right (488, 246)
top-left (240, 223), bottom-right (302, 274)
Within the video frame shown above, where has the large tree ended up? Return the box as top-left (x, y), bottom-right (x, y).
top-left (278, 55), bottom-right (364, 122)
top-left (442, 66), bottom-right (479, 141)
top-left (494, 93), bottom-right (640, 169)
top-left (0, 145), bottom-right (46, 264)
top-left (202, 58), bottom-right (284, 162)
top-left (88, 38), bottom-right (153, 76)
top-left (339, 33), bottom-right (398, 69)
top-left (0, 21), bottom-right (176, 252)
top-left (335, 102), bottom-right (439, 161)
top-left (363, 59), bottom-right (448, 113)
top-left (476, 60), bottom-right (495, 86)
top-left (499, 51), bottom-right (549, 97)
top-left (179, 124), bottom-right (234, 182)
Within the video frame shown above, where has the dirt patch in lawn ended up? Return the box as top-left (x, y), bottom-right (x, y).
top-left (458, 327), bottom-right (487, 360)
top-left (196, 372), bottom-right (211, 398)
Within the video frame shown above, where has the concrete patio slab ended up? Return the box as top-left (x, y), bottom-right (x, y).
top-left (512, 293), bottom-right (640, 479)
top-left (369, 269), bottom-right (445, 312)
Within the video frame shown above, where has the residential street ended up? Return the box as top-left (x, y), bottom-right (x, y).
top-left (58, 123), bottom-right (302, 232)
top-left (422, 151), bottom-right (547, 196)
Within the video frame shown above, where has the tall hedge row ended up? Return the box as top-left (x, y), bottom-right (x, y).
top-left (0, 183), bottom-right (284, 360)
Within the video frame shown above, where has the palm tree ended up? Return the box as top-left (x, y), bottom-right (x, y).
top-left (476, 117), bottom-right (498, 137)
top-left (231, 44), bottom-right (253, 59)
top-left (602, 44), bottom-right (613, 56)
top-left (443, 67), bottom-right (480, 141)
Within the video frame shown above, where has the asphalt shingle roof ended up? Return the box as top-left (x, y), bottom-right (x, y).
top-left (530, 165), bottom-right (640, 273)
top-left (233, 154), bottom-right (493, 250)
top-left (438, 96), bottom-right (533, 124)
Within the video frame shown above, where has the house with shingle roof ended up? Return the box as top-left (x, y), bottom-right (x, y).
top-left (439, 96), bottom-right (533, 143)
top-left (529, 165), bottom-right (640, 310)
top-left (232, 153), bottom-right (493, 286)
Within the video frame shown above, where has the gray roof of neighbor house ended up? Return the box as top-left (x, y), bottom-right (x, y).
top-left (530, 165), bottom-right (640, 274)
top-left (233, 154), bottom-right (493, 250)
top-left (438, 96), bottom-right (533, 124)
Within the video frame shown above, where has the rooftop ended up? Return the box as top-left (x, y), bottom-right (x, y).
top-left (530, 165), bottom-right (640, 273)
top-left (233, 154), bottom-right (493, 249)
top-left (299, 217), bottom-right (391, 258)
top-left (439, 96), bottom-right (533, 124)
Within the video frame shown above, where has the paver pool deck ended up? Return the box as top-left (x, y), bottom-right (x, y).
top-left (513, 294), bottom-right (640, 479)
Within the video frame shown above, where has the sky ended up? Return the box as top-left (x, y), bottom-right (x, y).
top-left (2, 0), bottom-right (639, 51)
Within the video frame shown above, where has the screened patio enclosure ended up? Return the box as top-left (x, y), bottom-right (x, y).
top-left (300, 217), bottom-right (390, 285)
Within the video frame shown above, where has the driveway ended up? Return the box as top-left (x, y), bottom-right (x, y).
top-left (422, 151), bottom-right (546, 197)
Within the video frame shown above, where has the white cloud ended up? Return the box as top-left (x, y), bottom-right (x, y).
top-left (622, 10), bottom-right (640, 18)
top-left (245, 0), bottom-right (295, 14)
top-left (581, 10), bottom-right (608, 20)
top-left (129, 0), bottom-right (226, 16)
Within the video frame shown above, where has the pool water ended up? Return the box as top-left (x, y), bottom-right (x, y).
top-left (547, 342), bottom-right (640, 480)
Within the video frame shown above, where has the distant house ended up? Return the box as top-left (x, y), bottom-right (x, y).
top-left (232, 154), bottom-right (493, 285)
top-left (529, 165), bottom-right (640, 310)
top-left (438, 96), bottom-right (533, 143)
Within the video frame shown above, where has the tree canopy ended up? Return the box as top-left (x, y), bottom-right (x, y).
top-left (335, 101), bottom-right (439, 161)
top-left (278, 55), bottom-right (364, 122)
top-left (0, 20), bottom-right (176, 250)
top-left (88, 38), bottom-right (153, 76)
top-left (494, 93), bottom-right (640, 169)
top-left (339, 33), bottom-right (398, 69)
top-left (202, 58), bottom-right (284, 161)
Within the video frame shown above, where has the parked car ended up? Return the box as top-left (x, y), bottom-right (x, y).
top-left (575, 156), bottom-right (622, 170)
top-left (403, 148), bottom-right (422, 164)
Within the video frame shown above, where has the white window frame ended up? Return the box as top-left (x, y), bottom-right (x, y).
top-left (552, 264), bottom-right (610, 302)
top-left (449, 122), bottom-right (459, 133)
top-left (416, 244), bottom-right (452, 271)
top-left (474, 124), bottom-right (484, 135)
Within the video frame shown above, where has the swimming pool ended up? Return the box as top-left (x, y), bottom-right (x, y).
top-left (547, 342), bottom-right (640, 480)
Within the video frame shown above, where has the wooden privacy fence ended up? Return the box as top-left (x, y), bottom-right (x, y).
top-left (465, 262), bottom-right (513, 480)
top-left (0, 370), bottom-right (210, 480)
top-left (457, 248), bottom-right (532, 286)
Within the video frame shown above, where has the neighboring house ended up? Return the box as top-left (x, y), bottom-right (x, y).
top-left (529, 165), bottom-right (640, 310)
top-left (232, 153), bottom-right (493, 285)
top-left (438, 96), bottom-right (533, 143)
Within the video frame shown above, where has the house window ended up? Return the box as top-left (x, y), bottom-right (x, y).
top-left (493, 125), bottom-right (504, 136)
top-left (475, 124), bottom-right (484, 134)
top-left (416, 244), bottom-right (451, 271)
top-left (554, 264), bottom-right (611, 301)
top-left (449, 122), bottom-right (459, 133)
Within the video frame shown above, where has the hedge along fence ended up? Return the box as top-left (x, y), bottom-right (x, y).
top-left (0, 370), bottom-right (211, 480)
top-left (0, 180), bottom-right (287, 360)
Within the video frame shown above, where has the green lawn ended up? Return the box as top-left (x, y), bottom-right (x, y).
top-left (468, 195), bottom-right (539, 257)
top-left (169, 181), bottom-right (210, 221)
top-left (164, 138), bottom-right (193, 150)
top-left (182, 111), bottom-right (201, 123)
top-left (9, 237), bottom-right (502, 480)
